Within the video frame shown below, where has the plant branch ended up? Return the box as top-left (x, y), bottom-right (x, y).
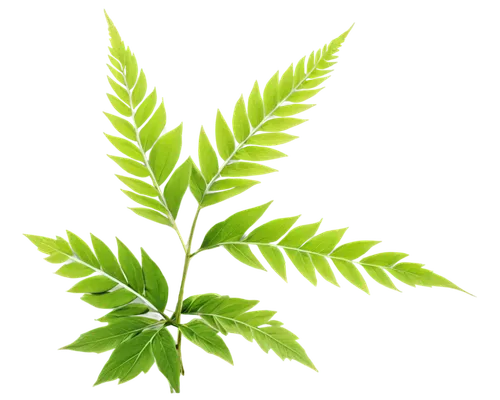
top-left (172, 205), bottom-right (202, 375)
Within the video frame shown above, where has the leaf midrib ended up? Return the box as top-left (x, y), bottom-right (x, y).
top-left (101, 328), bottom-right (161, 380)
top-left (185, 311), bottom-right (312, 367)
top-left (199, 46), bottom-right (333, 203)
top-left (195, 241), bottom-right (404, 275)
top-left (71, 321), bottom-right (164, 349)
top-left (44, 240), bottom-right (170, 321)
top-left (123, 71), bottom-right (173, 221)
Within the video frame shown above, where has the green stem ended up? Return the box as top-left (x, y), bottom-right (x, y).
top-left (172, 206), bottom-right (202, 375)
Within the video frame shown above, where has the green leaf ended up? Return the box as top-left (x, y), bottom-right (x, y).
top-left (181, 294), bottom-right (315, 370)
top-left (221, 162), bottom-right (277, 177)
top-left (262, 70), bottom-right (279, 113)
top-left (201, 201), bottom-right (272, 248)
top-left (248, 81), bottom-right (264, 127)
top-left (25, 235), bottom-right (71, 256)
top-left (332, 259), bottom-right (369, 294)
top-left (259, 117), bottom-right (308, 132)
top-left (164, 158), bottom-right (192, 219)
top-left (224, 244), bottom-right (265, 270)
top-left (122, 190), bottom-right (167, 213)
top-left (362, 265), bottom-right (399, 291)
top-left (82, 288), bottom-right (137, 309)
top-left (202, 180), bottom-right (259, 207)
top-left (198, 127), bottom-right (219, 182)
top-left (278, 220), bottom-right (322, 247)
top-left (215, 110), bottom-right (235, 160)
top-left (139, 100), bottom-right (166, 151)
top-left (360, 252), bottom-right (409, 267)
top-left (331, 240), bottom-right (381, 260)
top-left (104, 134), bottom-right (142, 161)
top-left (134, 85), bottom-right (160, 126)
top-left (62, 317), bottom-right (156, 353)
top-left (132, 67), bottom-right (150, 105)
top-left (108, 155), bottom-right (149, 177)
top-left (117, 239), bottom-right (144, 294)
top-left (130, 208), bottom-right (172, 226)
top-left (310, 254), bottom-right (338, 286)
top-left (95, 328), bottom-right (158, 385)
top-left (179, 320), bottom-right (233, 364)
top-left (301, 228), bottom-right (348, 254)
top-left (55, 262), bottom-right (94, 278)
top-left (67, 231), bottom-right (99, 268)
top-left (141, 249), bottom-right (168, 312)
top-left (91, 234), bottom-right (127, 282)
top-left (187, 295), bottom-right (258, 320)
top-left (68, 275), bottom-right (117, 293)
top-left (116, 175), bottom-right (157, 197)
top-left (101, 12), bottom-right (184, 233)
top-left (98, 304), bottom-right (150, 322)
top-left (149, 123), bottom-right (182, 185)
top-left (153, 328), bottom-right (181, 393)
top-left (194, 22), bottom-right (358, 208)
top-left (258, 246), bottom-right (287, 281)
top-left (234, 146), bottom-right (287, 161)
top-left (387, 262), bottom-right (465, 292)
top-left (246, 132), bottom-right (298, 146)
top-left (103, 112), bottom-right (136, 141)
top-left (211, 178), bottom-right (260, 191)
top-left (106, 90), bottom-right (132, 118)
top-left (284, 249), bottom-right (317, 285)
top-left (274, 104), bottom-right (315, 117)
top-left (232, 95), bottom-right (250, 143)
top-left (188, 158), bottom-right (206, 203)
top-left (245, 216), bottom-right (300, 243)
top-left (278, 61), bottom-right (297, 101)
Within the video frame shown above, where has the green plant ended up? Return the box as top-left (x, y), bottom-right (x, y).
top-left (25, 12), bottom-right (469, 393)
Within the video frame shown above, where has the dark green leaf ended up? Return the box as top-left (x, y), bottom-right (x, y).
top-left (153, 328), bottom-right (181, 393)
top-left (98, 304), bottom-right (150, 322)
top-left (82, 288), bottom-right (136, 309)
top-left (68, 275), bottom-right (117, 293)
top-left (117, 239), bottom-right (144, 294)
top-left (141, 249), bottom-right (168, 312)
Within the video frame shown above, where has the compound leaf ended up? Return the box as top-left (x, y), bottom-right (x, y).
top-left (183, 294), bottom-right (318, 372)
top-left (101, 11), bottom-right (187, 234)
top-left (189, 200), bottom-right (476, 298)
top-left (194, 24), bottom-right (355, 209)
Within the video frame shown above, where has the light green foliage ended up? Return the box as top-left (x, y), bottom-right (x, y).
top-left (24, 11), bottom-right (470, 395)
top-left (182, 294), bottom-right (316, 370)
top-left (101, 11), bottom-right (190, 231)
top-left (187, 25), bottom-right (352, 206)
top-left (198, 204), bottom-right (468, 294)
